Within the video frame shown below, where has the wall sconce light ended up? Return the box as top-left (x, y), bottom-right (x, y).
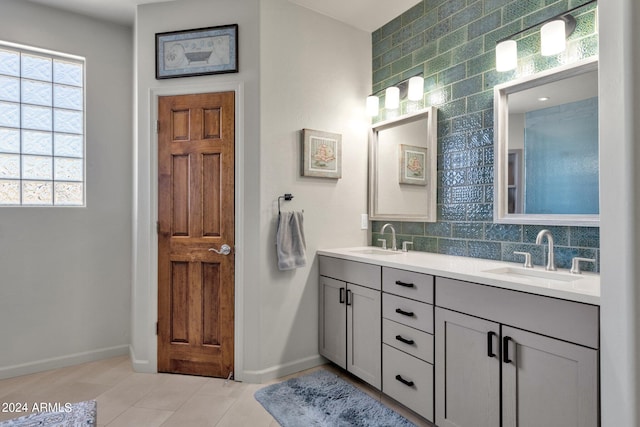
top-left (495, 0), bottom-right (590, 72)
top-left (366, 74), bottom-right (424, 117)
top-left (385, 87), bottom-right (400, 109)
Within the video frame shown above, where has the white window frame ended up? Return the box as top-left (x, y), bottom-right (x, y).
top-left (0, 40), bottom-right (86, 207)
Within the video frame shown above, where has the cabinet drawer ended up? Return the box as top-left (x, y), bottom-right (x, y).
top-left (319, 256), bottom-right (381, 290)
top-left (436, 277), bottom-right (599, 349)
top-left (382, 267), bottom-right (434, 303)
top-left (383, 344), bottom-right (434, 422)
top-left (383, 293), bottom-right (433, 334)
top-left (382, 318), bottom-right (433, 363)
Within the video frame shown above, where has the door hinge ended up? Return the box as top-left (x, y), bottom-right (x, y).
top-left (156, 120), bottom-right (160, 133)
top-left (156, 221), bottom-right (160, 234)
top-left (155, 322), bottom-right (158, 335)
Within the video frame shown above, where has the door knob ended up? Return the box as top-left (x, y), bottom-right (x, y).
top-left (209, 244), bottom-right (231, 255)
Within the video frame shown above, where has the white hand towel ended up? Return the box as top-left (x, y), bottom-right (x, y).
top-left (276, 211), bottom-right (306, 270)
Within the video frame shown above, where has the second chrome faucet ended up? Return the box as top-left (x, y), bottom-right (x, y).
top-left (536, 229), bottom-right (556, 271)
top-left (379, 223), bottom-right (398, 251)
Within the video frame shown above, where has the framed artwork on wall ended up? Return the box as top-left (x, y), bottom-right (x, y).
top-left (399, 144), bottom-right (427, 185)
top-left (301, 129), bottom-right (342, 179)
top-left (156, 24), bottom-right (238, 79)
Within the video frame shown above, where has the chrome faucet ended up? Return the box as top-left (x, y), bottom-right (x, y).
top-left (380, 223), bottom-right (397, 251)
top-left (535, 229), bottom-right (556, 271)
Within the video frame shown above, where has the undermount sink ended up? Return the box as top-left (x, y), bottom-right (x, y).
top-left (350, 249), bottom-right (403, 256)
top-left (483, 267), bottom-right (582, 282)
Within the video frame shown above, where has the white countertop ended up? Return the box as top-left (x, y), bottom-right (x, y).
top-left (317, 247), bottom-right (600, 305)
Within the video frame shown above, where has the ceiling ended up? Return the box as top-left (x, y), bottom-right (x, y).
top-left (24, 0), bottom-right (422, 32)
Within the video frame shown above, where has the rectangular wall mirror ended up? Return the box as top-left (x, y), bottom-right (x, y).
top-left (369, 108), bottom-right (437, 222)
top-left (494, 57), bottom-right (599, 226)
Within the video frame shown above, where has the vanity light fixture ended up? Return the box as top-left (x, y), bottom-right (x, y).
top-left (407, 75), bottom-right (424, 101)
top-left (496, 39), bottom-right (518, 72)
top-left (541, 19), bottom-right (568, 56)
top-left (366, 73), bottom-right (424, 117)
top-left (366, 95), bottom-right (380, 116)
top-left (495, 0), bottom-right (592, 72)
top-left (385, 87), bottom-right (400, 109)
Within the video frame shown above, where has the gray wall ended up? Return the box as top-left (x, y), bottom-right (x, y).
top-left (0, 0), bottom-right (132, 377)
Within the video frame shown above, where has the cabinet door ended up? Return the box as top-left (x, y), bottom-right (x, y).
top-left (435, 308), bottom-right (500, 427)
top-left (347, 283), bottom-right (381, 389)
top-left (502, 326), bottom-right (598, 427)
top-left (319, 276), bottom-right (346, 369)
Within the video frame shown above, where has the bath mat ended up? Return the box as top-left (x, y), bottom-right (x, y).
top-left (254, 369), bottom-right (416, 427)
top-left (0, 400), bottom-right (96, 427)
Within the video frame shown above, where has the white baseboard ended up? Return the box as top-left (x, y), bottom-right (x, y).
top-left (240, 354), bottom-right (326, 384)
top-left (0, 345), bottom-right (130, 380)
top-left (129, 345), bottom-right (156, 374)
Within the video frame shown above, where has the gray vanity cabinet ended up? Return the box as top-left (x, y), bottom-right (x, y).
top-left (435, 277), bottom-right (599, 427)
top-left (318, 256), bottom-right (381, 389)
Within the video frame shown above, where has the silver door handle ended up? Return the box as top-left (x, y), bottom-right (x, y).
top-left (209, 244), bottom-right (231, 255)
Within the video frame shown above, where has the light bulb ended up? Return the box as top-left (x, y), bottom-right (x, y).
top-left (541, 20), bottom-right (566, 56)
top-left (496, 40), bottom-right (517, 72)
top-left (366, 96), bottom-right (379, 117)
top-left (385, 87), bottom-right (400, 109)
top-left (407, 76), bottom-right (424, 101)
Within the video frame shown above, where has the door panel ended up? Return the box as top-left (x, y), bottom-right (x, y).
top-left (347, 283), bottom-right (381, 389)
top-left (319, 276), bottom-right (347, 369)
top-left (502, 326), bottom-right (598, 427)
top-left (158, 91), bottom-right (235, 378)
top-left (435, 307), bottom-right (501, 427)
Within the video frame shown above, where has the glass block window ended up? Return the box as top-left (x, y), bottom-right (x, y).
top-left (0, 42), bottom-right (85, 206)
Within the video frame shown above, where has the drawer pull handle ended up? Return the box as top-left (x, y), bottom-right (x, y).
top-left (346, 289), bottom-right (352, 306)
top-left (503, 336), bottom-right (513, 364)
top-left (395, 375), bottom-right (415, 387)
top-left (487, 331), bottom-right (497, 358)
top-left (395, 335), bottom-right (415, 345)
top-left (339, 287), bottom-right (345, 304)
top-left (395, 280), bottom-right (415, 288)
top-left (395, 308), bottom-right (415, 317)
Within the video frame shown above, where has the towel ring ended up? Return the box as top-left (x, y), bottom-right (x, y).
top-left (278, 193), bottom-right (294, 215)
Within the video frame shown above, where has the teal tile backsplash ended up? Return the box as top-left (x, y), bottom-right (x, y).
top-left (371, 0), bottom-right (599, 271)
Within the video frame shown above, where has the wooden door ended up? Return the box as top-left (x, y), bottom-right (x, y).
top-left (318, 276), bottom-right (347, 369)
top-left (501, 326), bottom-right (598, 427)
top-left (157, 92), bottom-right (235, 378)
top-left (347, 283), bottom-right (381, 389)
top-left (435, 308), bottom-right (500, 427)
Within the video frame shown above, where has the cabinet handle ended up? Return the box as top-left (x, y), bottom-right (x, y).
top-left (339, 287), bottom-right (345, 304)
top-left (395, 308), bottom-right (414, 317)
top-left (395, 374), bottom-right (415, 387)
top-left (346, 289), bottom-right (352, 306)
top-left (487, 331), bottom-right (497, 358)
top-left (395, 335), bottom-right (415, 345)
top-left (395, 280), bottom-right (415, 288)
top-left (503, 336), bottom-right (513, 364)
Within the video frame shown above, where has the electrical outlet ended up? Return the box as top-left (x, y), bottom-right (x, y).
top-left (360, 214), bottom-right (368, 230)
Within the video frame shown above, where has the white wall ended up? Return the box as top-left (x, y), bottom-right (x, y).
top-left (131, 0), bottom-right (261, 377)
top-left (255, 0), bottom-right (370, 381)
top-left (599, 1), bottom-right (640, 425)
top-left (132, 0), bottom-right (370, 381)
top-left (0, 0), bottom-right (132, 378)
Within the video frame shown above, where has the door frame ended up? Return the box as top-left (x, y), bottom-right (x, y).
top-left (145, 82), bottom-right (245, 381)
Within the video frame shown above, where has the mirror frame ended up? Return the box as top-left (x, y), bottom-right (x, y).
top-left (493, 57), bottom-right (599, 227)
top-left (369, 107), bottom-right (437, 222)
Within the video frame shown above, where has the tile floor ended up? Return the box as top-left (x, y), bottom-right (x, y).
top-left (0, 356), bottom-right (432, 426)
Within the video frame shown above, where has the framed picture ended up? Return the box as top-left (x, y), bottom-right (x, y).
top-left (302, 129), bottom-right (342, 179)
top-left (156, 24), bottom-right (238, 79)
top-left (399, 144), bottom-right (428, 185)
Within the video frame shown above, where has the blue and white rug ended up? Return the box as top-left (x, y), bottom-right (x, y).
top-left (254, 369), bottom-right (416, 427)
top-left (0, 400), bottom-right (96, 427)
